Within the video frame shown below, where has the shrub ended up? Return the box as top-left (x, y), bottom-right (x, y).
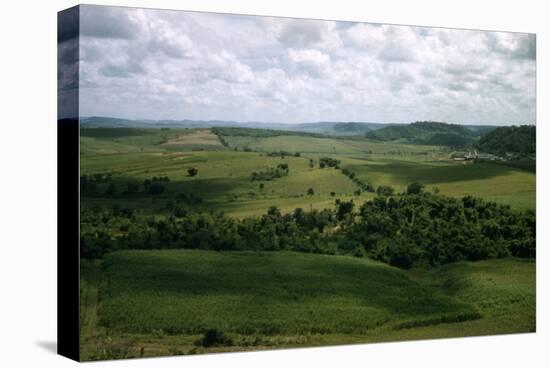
top-left (197, 329), bottom-right (233, 347)
top-left (406, 182), bottom-right (424, 195)
top-left (376, 185), bottom-right (394, 197)
top-left (187, 167), bottom-right (198, 177)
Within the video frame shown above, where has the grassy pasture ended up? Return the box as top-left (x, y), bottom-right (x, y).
top-left (223, 133), bottom-right (444, 159)
top-left (80, 127), bottom-right (535, 216)
top-left (343, 159), bottom-right (535, 210)
top-left (80, 251), bottom-right (535, 360)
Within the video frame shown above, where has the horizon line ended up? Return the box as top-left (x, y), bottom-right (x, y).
top-left (79, 115), bottom-right (536, 127)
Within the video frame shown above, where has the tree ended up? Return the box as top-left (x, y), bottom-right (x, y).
top-left (187, 167), bottom-right (198, 177)
top-left (125, 182), bottom-right (140, 196)
top-left (406, 182), bottom-right (424, 195)
top-left (376, 185), bottom-right (394, 197)
top-left (267, 206), bottom-right (281, 217)
top-left (330, 191), bottom-right (336, 197)
top-left (259, 183), bottom-right (264, 190)
top-left (307, 188), bottom-right (315, 196)
top-left (104, 183), bottom-right (117, 197)
top-left (148, 183), bottom-right (165, 196)
top-left (143, 179), bottom-right (151, 191)
top-left (336, 200), bottom-right (354, 221)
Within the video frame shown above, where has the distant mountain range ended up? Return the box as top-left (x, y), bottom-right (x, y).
top-left (80, 116), bottom-right (391, 136)
top-left (80, 116), bottom-right (502, 139)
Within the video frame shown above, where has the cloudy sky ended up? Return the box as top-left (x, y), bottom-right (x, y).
top-left (78, 5), bottom-right (536, 125)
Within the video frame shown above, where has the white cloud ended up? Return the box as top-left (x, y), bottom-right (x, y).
top-left (78, 5), bottom-right (536, 125)
top-left (287, 49), bottom-right (331, 77)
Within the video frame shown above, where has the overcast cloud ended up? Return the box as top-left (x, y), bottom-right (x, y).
top-left (78, 5), bottom-right (536, 125)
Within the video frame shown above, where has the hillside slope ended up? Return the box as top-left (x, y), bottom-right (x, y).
top-left (476, 125), bottom-right (535, 156)
top-left (365, 121), bottom-right (476, 147)
top-left (80, 250), bottom-right (535, 359)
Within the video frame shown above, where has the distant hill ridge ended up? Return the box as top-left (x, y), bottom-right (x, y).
top-left (79, 116), bottom-right (391, 136)
top-left (476, 125), bottom-right (535, 156)
top-left (365, 121), bottom-right (483, 147)
top-left (80, 116), bottom-right (501, 140)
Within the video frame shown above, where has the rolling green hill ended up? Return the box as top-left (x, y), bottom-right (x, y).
top-left (476, 125), bottom-right (536, 157)
top-left (365, 121), bottom-right (476, 147)
top-left (78, 126), bottom-right (536, 360)
top-left (79, 250), bottom-right (535, 360)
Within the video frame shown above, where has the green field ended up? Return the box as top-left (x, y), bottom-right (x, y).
top-left (79, 126), bottom-right (536, 360)
top-left (80, 250), bottom-right (535, 360)
top-left (81, 127), bottom-right (535, 216)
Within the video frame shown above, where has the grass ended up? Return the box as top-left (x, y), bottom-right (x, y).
top-left (80, 128), bottom-right (535, 215)
top-left (78, 127), bottom-right (536, 360)
top-left (344, 159), bottom-right (535, 210)
top-left (80, 250), bottom-right (535, 360)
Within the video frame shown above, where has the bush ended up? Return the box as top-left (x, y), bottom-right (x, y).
top-left (187, 167), bottom-right (198, 177)
top-left (197, 329), bottom-right (233, 347)
top-left (376, 185), bottom-right (394, 197)
top-left (319, 157), bottom-right (341, 168)
top-left (406, 182), bottom-right (424, 195)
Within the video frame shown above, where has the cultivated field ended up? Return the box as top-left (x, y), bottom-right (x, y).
top-left (80, 251), bottom-right (535, 360)
top-left (80, 127), bottom-right (535, 217)
top-left (79, 126), bottom-right (536, 360)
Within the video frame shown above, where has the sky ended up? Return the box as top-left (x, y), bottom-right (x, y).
top-left (77, 5), bottom-right (536, 125)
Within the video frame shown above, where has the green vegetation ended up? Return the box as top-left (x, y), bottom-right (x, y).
top-left (251, 164), bottom-right (289, 181)
top-left (365, 121), bottom-right (476, 147)
top-left (80, 190), bottom-right (535, 269)
top-left (79, 124), bottom-right (536, 360)
top-left (80, 252), bottom-right (534, 360)
top-left (476, 125), bottom-right (536, 157)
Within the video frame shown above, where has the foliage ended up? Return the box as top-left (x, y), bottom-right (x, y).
top-left (366, 121), bottom-right (476, 147)
top-left (476, 125), bottom-right (535, 157)
top-left (319, 157), bottom-right (341, 168)
top-left (197, 329), bottom-right (233, 347)
top-left (406, 182), bottom-right (424, 195)
top-left (187, 167), bottom-right (198, 177)
top-left (251, 166), bottom-right (289, 181)
top-left (81, 188), bottom-right (535, 268)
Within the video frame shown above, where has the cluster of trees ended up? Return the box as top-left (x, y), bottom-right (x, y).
top-left (251, 164), bottom-right (289, 181)
top-left (476, 125), bottom-right (535, 157)
top-left (366, 121), bottom-right (476, 147)
top-left (266, 150), bottom-right (301, 158)
top-left (319, 157), bottom-right (340, 169)
top-left (81, 174), bottom-right (170, 198)
top-left (211, 127), bottom-right (319, 139)
top-left (80, 173), bottom-right (113, 197)
top-left (142, 179), bottom-right (167, 197)
top-left (340, 168), bottom-right (375, 193)
top-left (81, 183), bottom-right (535, 268)
top-left (211, 128), bottom-right (230, 147)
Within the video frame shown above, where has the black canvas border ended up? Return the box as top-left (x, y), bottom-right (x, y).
top-left (57, 5), bottom-right (80, 362)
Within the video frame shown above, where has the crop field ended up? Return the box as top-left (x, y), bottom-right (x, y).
top-left (79, 251), bottom-right (535, 360)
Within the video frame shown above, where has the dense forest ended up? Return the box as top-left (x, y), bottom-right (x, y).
top-left (365, 121), bottom-right (476, 147)
top-left (81, 184), bottom-right (535, 269)
top-left (476, 125), bottom-right (536, 157)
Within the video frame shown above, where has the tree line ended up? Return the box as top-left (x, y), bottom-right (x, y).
top-left (81, 183), bottom-right (535, 268)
